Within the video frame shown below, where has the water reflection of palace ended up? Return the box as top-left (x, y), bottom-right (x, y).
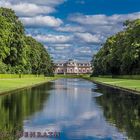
top-left (54, 59), bottom-right (93, 74)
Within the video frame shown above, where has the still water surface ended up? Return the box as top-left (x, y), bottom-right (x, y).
top-left (0, 78), bottom-right (140, 140)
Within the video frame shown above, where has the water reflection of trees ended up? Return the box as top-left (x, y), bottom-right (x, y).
top-left (95, 85), bottom-right (140, 140)
top-left (0, 82), bottom-right (53, 140)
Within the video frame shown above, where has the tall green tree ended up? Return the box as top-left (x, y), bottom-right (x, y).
top-left (0, 7), bottom-right (54, 75)
top-left (92, 19), bottom-right (140, 75)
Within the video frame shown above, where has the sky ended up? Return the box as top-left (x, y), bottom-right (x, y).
top-left (0, 0), bottom-right (140, 62)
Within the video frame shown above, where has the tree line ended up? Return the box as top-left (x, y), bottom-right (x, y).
top-left (92, 19), bottom-right (140, 76)
top-left (0, 8), bottom-right (54, 76)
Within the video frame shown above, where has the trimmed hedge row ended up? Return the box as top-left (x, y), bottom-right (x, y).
top-left (0, 74), bottom-right (44, 79)
top-left (98, 75), bottom-right (140, 80)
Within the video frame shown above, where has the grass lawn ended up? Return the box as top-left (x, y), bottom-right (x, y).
top-left (85, 76), bottom-right (140, 92)
top-left (2, 74), bottom-right (139, 95)
top-left (0, 77), bottom-right (57, 94)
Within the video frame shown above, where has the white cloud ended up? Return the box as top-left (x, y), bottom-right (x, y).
top-left (75, 47), bottom-right (92, 54)
top-left (66, 12), bottom-right (140, 46)
top-left (44, 45), bottom-right (49, 49)
top-left (54, 46), bottom-right (66, 50)
top-left (0, 0), bottom-right (66, 17)
top-left (56, 24), bottom-right (85, 32)
top-left (50, 44), bottom-right (72, 50)
top-left (8, 0), bottom-right (65, 6)
top-left (0, 1), bottom-right (56, 16)
top-left (53, 44), bottom-right (72, 47)
top-left (21, 16), bottom-right (63, 27)
top-left (32, 34), bottom-right (73, 43)
top-left (68, 12), bottom-right (140, 37)
top-left (75, 33), bottom-right (103, 43)
top-left (34, 0), bottom-right (65, 6)
top-left (69, 12), bottom-right (140, 25)
top-left (69, 14), bottom-right (108, 25)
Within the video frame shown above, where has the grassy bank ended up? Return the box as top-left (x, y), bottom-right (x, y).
top-left (0, 74), bottom-right (82, 95)
top-left (83, 76), bottom-right (140, 93)
top-left (1, 74), bottom-right (140, 95)
top-left (0, 77), bottom-right (57, 94)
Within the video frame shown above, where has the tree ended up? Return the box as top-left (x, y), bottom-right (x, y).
top-left (0, 7), bottom-right (54, 75)
top-left (92, 19), bottom-right (140, 75)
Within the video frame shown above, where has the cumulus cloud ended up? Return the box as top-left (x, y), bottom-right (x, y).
top-left (8, 0), bottom-right (65, 6)
top-left (21, 16), bottom-right (63, 27)
top-left (69, 12), bottom-right (140, 25)
top-left (56, 24), bottom-right (85, 32)
top-left (49, 44), bottom-right (72, 50)
top-left (53, 44), bottom-right (72, 48)
top-left (75, 47), bottom-right (92, 54)
top-left (65, 12), bottom-right (140, 48)
top-left (75, 33), bottom-right (103, 43)
top-left (0, 0), bottom-right (66, 17)
top-left (54, 46), bottom-right (68, 50)
top-left (68, 12), bottom-right (140, 36)
top-left (32, 34), bottom-right (73, 43)
top-left (69, 14), bottom-right (108, 25)
top-left (0, 1), bottom-right (56, 17)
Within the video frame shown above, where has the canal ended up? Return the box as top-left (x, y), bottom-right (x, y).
top-left (0, 78), bottom-right (140, 140)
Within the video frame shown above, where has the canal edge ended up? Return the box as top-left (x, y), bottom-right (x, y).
top-left (0, 78), bottom-right (58, 96)
top-left (82, 77), bottom-right (140, 95)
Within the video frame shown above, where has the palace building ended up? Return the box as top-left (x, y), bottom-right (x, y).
top-left (54, 59), bottom-right (92, 74)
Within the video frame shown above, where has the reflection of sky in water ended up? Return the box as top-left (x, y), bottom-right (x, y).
top-left (21, 79), bottom-right (127, 140)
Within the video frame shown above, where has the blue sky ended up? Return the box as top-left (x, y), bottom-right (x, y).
top-left (0, 0), bottom-right (140, 62)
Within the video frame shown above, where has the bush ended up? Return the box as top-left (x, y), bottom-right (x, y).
top-left (0, 61), bottom-right (7, 73)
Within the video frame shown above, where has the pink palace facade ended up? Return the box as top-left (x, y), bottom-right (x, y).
top-left (54, 59), bottom-right (93, 75)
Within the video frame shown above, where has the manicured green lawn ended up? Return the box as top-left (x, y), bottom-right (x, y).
top-left (93, 77), bottom-right (140, 91)
top-left (85, 76), bottom-right (140, 92)
top-left (0, 77), bottom-right (57, 94)
top-left (2, 75), bottom-right (139, 94)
